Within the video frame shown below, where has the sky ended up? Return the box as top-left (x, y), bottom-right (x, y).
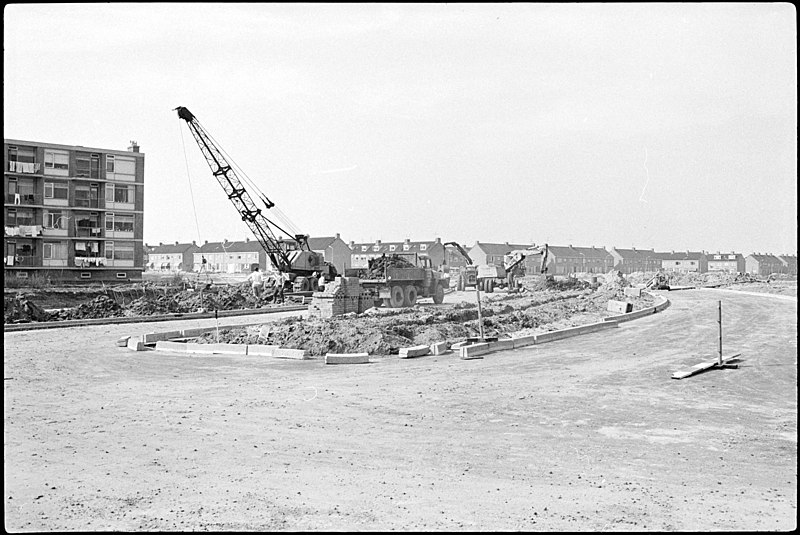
top-left (4, 3), bottom-right (797, 254)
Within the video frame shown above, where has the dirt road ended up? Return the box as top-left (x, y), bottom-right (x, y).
top-left (3, 289), bottom-right (796, 531)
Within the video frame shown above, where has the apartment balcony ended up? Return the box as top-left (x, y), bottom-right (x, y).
top-left (4, 225), bottom-right (43, 238)
top-left (7, 161), bottom-right (41, 174)
top-left (74, 256), bottom-right (106, 268)
top-left (4, 255), bottom-right (37, 267)
top-left (75, 227), bottom-right (103, 238)
top-left (74, 198), bottom-right (100, 208)
top-left (5, 193), bottom-right (43, 205)
top-left (41, 227), bottom-right (69, 237)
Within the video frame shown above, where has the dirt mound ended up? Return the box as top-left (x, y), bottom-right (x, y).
top-left (198, 286), bottom-right (655, 356)
top-left (362, 255), bottom-right (415, 279)
top-left (52, 296), bottom-right (125, 320)
top-left (4, 295), bottom-right (52, 323)
top-left (8, 283), bottom-right (281, 323)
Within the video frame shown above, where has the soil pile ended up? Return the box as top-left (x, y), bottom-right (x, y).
top-left (4, 295), bottom-right (52, 323)
top-left (363, 255), bottom-right (416, 279)
top-left (51, 296), bottom-right (125, 320)
top-left (198, 286), bottom-right (655, 356)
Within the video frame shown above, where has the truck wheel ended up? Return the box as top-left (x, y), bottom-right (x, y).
top-left (389, 285), bottom-right (404, 308)
top-left (403, 285), bottom-right (417, 307)
top-left (486, 279), bottom-right (494, 293)
top-left (381, 298), bottom-right (391, 308)
top-left (432, 284), bottom-right (445, 304)
top-left (457, 275), bottom-right (465, 291)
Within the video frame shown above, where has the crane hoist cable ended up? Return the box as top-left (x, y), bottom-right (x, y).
top-left (178, 119), bottom-right (213, 286)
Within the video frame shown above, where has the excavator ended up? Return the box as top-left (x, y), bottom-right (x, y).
top-left (176, 106), bottom-right (337, 293)
top-left (445, 242), bottom-right (549, 293)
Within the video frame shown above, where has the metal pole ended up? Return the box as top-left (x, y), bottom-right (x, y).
top-left (475, 283), bottom-right (485, 341)
top-left (718, 300), bottom-right (722, 366)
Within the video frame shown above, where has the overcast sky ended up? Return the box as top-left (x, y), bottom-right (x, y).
top-left (4, 3), bottom-right (797, 254)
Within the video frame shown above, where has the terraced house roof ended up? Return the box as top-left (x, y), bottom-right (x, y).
top-left (149, 242), bottom-right (199, 254)
top-left (547, 245), bottom-right (611, 259)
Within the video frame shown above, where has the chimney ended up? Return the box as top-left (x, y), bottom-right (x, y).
top-left (375, 240), bottom-right (381, 245)
top-left (192, 240), bottom-right (196, 245)
top-left (404, 238), bottom-right (411, 245)
top-left (128, 140), bottom-right (139, 153)
top-left (435, 237), bottom-right (441, 244)
top-left (245, 237), bottom-right (250, 242)
top-left (175, 241), bottom-right (179, 246)
top-left (349, 241), bottom-right (355, 248)
top-left (204, 240), bottom-right (208, 245)
top-left (335, 233), bottom-right (340, 240)
top-left (159, 242), bottom-right (163, 246)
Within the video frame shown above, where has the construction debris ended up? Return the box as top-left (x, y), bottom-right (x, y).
top-left (196, 283), bottom-right (657, 356)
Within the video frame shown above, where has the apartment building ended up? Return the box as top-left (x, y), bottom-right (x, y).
top-left (4, 139), bottom-right (144, 282)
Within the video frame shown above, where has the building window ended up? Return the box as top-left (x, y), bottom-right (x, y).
top-left (44, 181), bottom-right (69, 200)
top-left (44, 150), bottom-right (69, 170)
top-left (389, 245), bottom-right (396, 251)
top-left (43, 241), bottom-right (67, 260)
top-left (43, 210), bottom-right (67, 229)
top-left (106, 183), bottom-right (134, 204)
top-left (75, 154), bottom-right (100, 178)
top-left (403, 244), bottom-right (410, 251)
top-left (105, 213), bottom-right (134, 233)
top-left (106, 155), bottom-right (115, 173)
top-left (75, 184), bottom-right (99, 207)
top-left (420, 244), bottom-right (427, 251)
top-left (6, 208), bottom-right (36, 227)
top-left (107, 241), bottom-right (135, 261)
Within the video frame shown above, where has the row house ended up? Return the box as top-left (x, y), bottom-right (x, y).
top-left (745, 253), bottom-right (786, 276)
top-left (350, 238), bottom-right (445, 268)
top-left (147, 241), bottom-right (199, 271)
top-left (4, 138), bottom-right (145, 282)
top-left (706, 252), bottom-right (746, 273)
top-left (609, 248), bottom-right (662, 274)
top-left (654, 251), bottom-right (707, 273)
top-left (778, 255), bottom-right (797, 276)
top-left (545, 245), bottom-right (614, 275)
top-left (283, 234), bottom-right (351, 274)
top-left (193, 239), bottom-right (264, 274)
top-left (467, 241), bottom-right (548, 274)
top-left (185, 234), bottom-right (351, 274)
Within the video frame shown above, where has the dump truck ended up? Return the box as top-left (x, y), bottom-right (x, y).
top-left (345, 253), bottom-right (449, 308)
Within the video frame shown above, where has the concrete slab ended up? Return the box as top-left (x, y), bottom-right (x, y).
top-left (154, 340), bottom-right (189, 353)
top-left (246, 344), bottom-right (279, 356)
top-left (430, 342), bottom-right (449, 355)
top-left (126, 336), bottom-right (145, 351)
top-left (624, 287), bottom-right (643, 297)
top-left (143, 330), bottom-right (182, 344)
top-left (607, 300), bottom-right (633, 314)
top-left (184, 343), bottom-right (248, 355)
top-left (273, 348), bottom-right (309, 360)
top-left (459, 343), bottom-right (489, 359)
top-left (511, 334), bottom-right (536, 349)
top-left (534, 321), bottom-right (618, 344)
top-left (487, 338), bottom-right (514, 352)
top-left (399, 345), bottom-right (431, 358)
top-left (325, 353), bottom-right (370, 364)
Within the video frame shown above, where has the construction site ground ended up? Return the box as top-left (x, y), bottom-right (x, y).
top-left (4, 288), bottom-right (796, 531)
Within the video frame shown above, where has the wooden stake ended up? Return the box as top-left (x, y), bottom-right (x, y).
top-left (718, 300), bottom-right (723, 366)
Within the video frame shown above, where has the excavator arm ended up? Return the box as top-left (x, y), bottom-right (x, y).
top-left (444, 242), bottom-right (474, 265)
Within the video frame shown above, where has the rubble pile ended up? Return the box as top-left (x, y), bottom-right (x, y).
top-left (199, 285), bottom-right (655, 356)
top-left (4, 295), bottom-right (52, 323)
top-left (597, 270), bottom-right (631, 297)
top-left (51, 296), bottom-right (124, 320)
top-left (362, 255), bottom-right (415, 279)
